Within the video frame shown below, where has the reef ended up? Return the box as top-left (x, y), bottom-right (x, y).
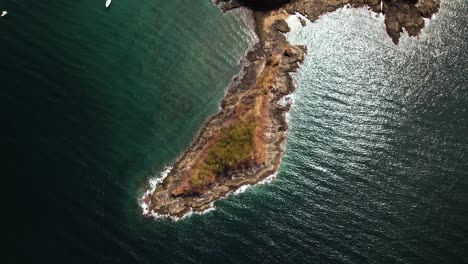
top-left (142, 0), bottom-right (440, 218)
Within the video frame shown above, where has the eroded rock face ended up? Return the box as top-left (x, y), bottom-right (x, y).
top-left (416, 0), bottom-right (441, 17)
top-left (383, 0), bottom-right (440, 43)
top-left (291, 0), bottom-right (440, 44)
top-left (221, 0), bottom-right (440, 44)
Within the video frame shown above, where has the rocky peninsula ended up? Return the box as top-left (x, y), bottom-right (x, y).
top-left (142, 0), bottom-right (440, 218)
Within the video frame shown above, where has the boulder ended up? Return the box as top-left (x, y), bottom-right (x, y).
top-left (273, 19), bottom-right (290, 33)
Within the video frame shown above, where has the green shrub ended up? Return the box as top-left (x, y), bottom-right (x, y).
top-left (191, 120), bottom-right (256, 187)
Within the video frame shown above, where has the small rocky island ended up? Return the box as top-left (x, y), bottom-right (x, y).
top-left (142, 0), bottom-right (440, 218)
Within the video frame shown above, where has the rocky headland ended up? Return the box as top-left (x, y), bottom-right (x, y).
top-left (142, 0), bottom-right (440, 218)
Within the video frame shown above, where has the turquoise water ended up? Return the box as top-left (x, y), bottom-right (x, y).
top-left (2, 0), bottom-right (467, 263)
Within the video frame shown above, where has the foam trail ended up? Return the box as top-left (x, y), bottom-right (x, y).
top-left (142, 171), bottom-right (279, 221)
top-left (139, 166), bottom-right (172, 216)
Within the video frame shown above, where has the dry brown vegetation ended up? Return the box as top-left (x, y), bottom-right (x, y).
top-left (170, 51), bottom-right (282, 196)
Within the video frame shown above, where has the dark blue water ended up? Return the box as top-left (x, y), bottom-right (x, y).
top-left (1, 0), bottom-right (467, 263)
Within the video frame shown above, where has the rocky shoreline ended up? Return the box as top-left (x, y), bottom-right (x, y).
top-left (142, 0), bottom-right (440, 219)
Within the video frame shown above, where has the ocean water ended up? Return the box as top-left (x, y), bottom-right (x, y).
top-left (2, 0), bottom-right (467, 263)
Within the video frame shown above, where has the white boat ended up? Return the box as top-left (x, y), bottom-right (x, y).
top-left (105, 0), bottom-right (111, 8)
top-left (1, 11), bottom-right (7, 17)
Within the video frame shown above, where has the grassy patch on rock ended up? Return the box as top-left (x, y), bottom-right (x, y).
top-left (190, 120), bottom-right (256, 188)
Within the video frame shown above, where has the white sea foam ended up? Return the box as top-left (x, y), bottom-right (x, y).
top-left (312, 165), bottom-right (328, 173)
top-left (139, 166), bottom-right (172, 215)
top-left (258, 172), bottom-right (278, 184)
top-left (232, 172), bottom-right (279, 196)
top-left (234, 184), bottom-right (251, 195)
top-left (149, 202), bottom-right (217, 222)
top-left (141, 171), bottom-right (279, 221)
top-left (282, 93), bottom-right (298, 125)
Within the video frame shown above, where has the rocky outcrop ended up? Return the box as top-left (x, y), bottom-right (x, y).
top-left (143, 0), bottom-right (440, 218)
top-left (147, 9), bottom-right (306, 217)
top-left (221, 0), bottom-right (441, 44)
top-left (383, 0), bottom-right (440, 43)
top-left (290, 0), bottom-right (440, 44)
